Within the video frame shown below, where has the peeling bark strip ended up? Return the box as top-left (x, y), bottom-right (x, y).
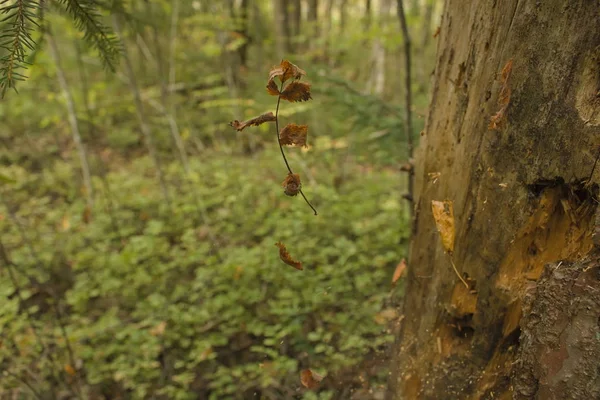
top-left (513, 255), bottom-right (600, 400)
top-left (388, 0), bottom-right (600, 399)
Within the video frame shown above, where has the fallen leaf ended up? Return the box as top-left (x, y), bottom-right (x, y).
top-left (64, 364), bottom-right (76, 376)
top-left (392, 259), bottom-right (407, 284)
top-left (282, 173), bottom-right (301, 196)
top-left (60, 215), bottom-right (71, 231)
top-left (431, 200), bottom-right (455, 254)
top-left (150, 321), bottom-right (167, 336)
top-left (230, 112), bottom-right (277, 131)
top-left (301, 369), bottom-right (323, 389)
top-left (275, 242), bottom-right (303, 270)
top-left (279, 123), bottom-right (308, 147)
top-left (280, 81), bottom-right (312, 103)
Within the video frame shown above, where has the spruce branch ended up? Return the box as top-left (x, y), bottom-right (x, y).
top-left (58, 0), bottom-right (121, 71)
top-left (0, 0), bottom-right (40, 97)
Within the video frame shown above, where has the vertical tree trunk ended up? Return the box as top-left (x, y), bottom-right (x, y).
top-left (367, 0), bottom-right (392, 95)
top-left (46, 28), bottom-right (94, 210)
top-left (274, 0), bottom-right (287, 58)
top-left (389, 0), bottom-right (600, 399)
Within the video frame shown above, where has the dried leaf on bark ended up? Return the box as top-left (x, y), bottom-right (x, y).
top-left (300, 369), bottom-right (323, 389)
top-left (279, 123), bottom-right (308, 147)
top-left (229, 112), bottom-right (277, 131)
top-left (431, 200), bottom-right (455, 254)
top-left (275, 242), bottom-right (303, 270)
top-left (392, 258), bottom-right (407, 284)
top-left (282, 173), bottom-right (301, 196)
top-left (280, 82), bottom-right (312, 103)
top-left (489, 59), bottom-right (513, 130)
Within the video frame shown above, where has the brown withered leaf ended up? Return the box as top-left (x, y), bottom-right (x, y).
top-left (489, 59), bottom-right (513, 131)
top-left (269, 59), bottom-right (306, 84)
top-left (280, 82), bottom-right (312, 103)
top-left (275, 242), bottom-right (303, 270)
top-left (279, 123), bottom-right (308, 147)
top-left (282, 173), bottom-right (301, 196)
top-left (431, 200), bottom-right (455, 254)
top-left (300, 369), bottom-right (323, 389)
top-left (229, 112), bottom-right (277, 132)
top-left (392, 258), bottom-right (407, 284)
top-left (64, 364), bottom-right (76, 376)
top-left (82, 205), bottom-right (92, 224)
top-left (266, 78), bottom-right (280, 96)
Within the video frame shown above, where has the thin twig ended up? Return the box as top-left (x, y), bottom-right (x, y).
top-left (396, 0), bottom-right (414, 222)
top-left (275, 79), bottom-right (318, 215)
top-left (1, 369), bottom-right (44, 400)
top-left (450, 257), bottom-right (469, 289)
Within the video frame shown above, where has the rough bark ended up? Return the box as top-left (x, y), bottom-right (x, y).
top-left (389, 0), bottom-right (600, 399)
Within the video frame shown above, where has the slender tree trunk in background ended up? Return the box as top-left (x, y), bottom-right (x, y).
top-left (368, 0), bottom-right (392, 95)
top-left (339, 0), bottom-right (349, 35)
top-left (307, 0), bottom-right (318, 54)
top-left (112, 16), bottom-right (172, 208)
top-left (388, 1), bottom-right (600, 399)
top-left (364, 0), bottom-right (372, 30)
top-left (291, 0), bottom-right (301, 49)
top-left (274, 0), bottom-right (287, 58)
top-left (46, 28), bottom-right (94, 210)
top-left (323, 0), bottom-right (335, 64)
top-left (420, 0), bottom-right (434, 49)
top-left (237, 0), bottom-right (250, 68)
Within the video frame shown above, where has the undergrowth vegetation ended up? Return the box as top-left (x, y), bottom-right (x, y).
top-left (1, 150), bottom-right (407, 399)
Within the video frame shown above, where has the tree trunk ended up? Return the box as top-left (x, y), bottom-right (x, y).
top-left (389, 0), bottom-right (600, 399)
top-left (274, 0), bottom-right (287, 57)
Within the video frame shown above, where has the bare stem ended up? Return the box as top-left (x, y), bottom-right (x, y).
top-left (274, 79), bottom-right (318, 215)
top-left (397, 0), bottom-right (414, 224)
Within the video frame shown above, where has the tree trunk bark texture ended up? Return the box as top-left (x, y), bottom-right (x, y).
top-left (390, 1), bottom-right (600, 399)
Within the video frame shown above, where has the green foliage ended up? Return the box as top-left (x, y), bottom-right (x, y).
top-left (0, 151), bottom-right (406, 398)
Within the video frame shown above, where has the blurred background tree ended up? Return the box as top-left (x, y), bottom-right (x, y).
top-left (0, 0), bottom-right (441, 398)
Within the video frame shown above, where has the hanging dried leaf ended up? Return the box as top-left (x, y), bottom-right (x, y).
top-left (150, 321), bottom-right (167, 337)
top-left (275, 242), bottom-right (303, 270)
top-left (269, 59), bottom-right (307, 84)
top-left (300, 369), bottom-right (323, 389)
top-left (280, 82), bottom-right (312, 103)
top-left (266, 78), bottom-right (280, 96)
top-left (282, 173), bottom-right (301, 196)
top-left (431, 200), bottom-right (455, 254)
top-left (279, 123), bottom-right (308, 147)
top-left (392, 258), bottom-right (407, 284)
top-left (230, 112), bottom-right (277, 131)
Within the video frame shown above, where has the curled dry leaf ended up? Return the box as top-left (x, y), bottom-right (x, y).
top-left (279, 123), bottom-right (308, 147)
top-left (392, 258), bottom-right (407, 284)
top-left (275, 242), bottom-right (303, 270)
top-left (282, 173), bottom-right (301, 196)
top-left (301, 369), bottom-right (323, 389)
top-left (280, 81), bottom-right (312, 103)
top-left (269, 59), bottom-right (306, 84)
top-left (266, 78), bottom-right (280, 96)
top-left (230, 112), bottom-right (277, 131)
top-left (431, 200), bottom-right (455, 254)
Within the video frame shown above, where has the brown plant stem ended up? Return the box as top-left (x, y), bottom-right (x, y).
top-left (275, 80), bottom-right (318, 215)
top-left (397, 0), bottom-right (414, 225)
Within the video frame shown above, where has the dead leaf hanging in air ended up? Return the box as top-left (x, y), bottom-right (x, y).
top-left (275, 242), bottom-right (303, 270)
top-left (282, 173), bottom-right (301, 196)
top-left (269, 59), bottom-right (307, 84)
top-left (300, 369), bottom-right (323, 389)
top-left (230, 112), bottom-right (277, 131)
top-left (280, 82), bottom-right (312, 103)
top-left (266, 79), bottom-right (280, 96)
top-left (431, 200), bottom-right (455, 254)
top-left (279, 123), bottom-right (308, 147)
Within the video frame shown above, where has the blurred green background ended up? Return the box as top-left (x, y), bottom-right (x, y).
top-left (0, 0), bottom-right (439, 398)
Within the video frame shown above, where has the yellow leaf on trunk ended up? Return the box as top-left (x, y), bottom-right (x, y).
top-left (431, 200), bottom-right (455, 254)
